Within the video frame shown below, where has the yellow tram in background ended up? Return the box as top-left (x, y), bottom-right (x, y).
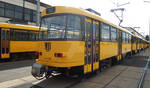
top-left (0, 23), bottom-right (40, 60)
top-left (32, 6), bottom-right (149, 78)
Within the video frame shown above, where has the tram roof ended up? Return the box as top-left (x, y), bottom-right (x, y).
top-left (42, 6), bottom-right (149, 42)
top-left (42, 6), bottom-right (133, 34)
top-left (0, 23), bottom-right (39, 31)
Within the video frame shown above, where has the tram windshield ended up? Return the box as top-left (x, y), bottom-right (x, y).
top-left (41, 15), bottom-right (81, 40)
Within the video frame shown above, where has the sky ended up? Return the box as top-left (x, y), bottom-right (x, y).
top-left (41, 0), bottom-right (150, 36)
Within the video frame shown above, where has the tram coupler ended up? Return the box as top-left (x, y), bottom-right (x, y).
top-left (31, 63), bottom-right (46, 78)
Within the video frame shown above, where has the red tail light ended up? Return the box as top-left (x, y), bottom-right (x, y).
top-left (54, 53), bottom-right (63, 57)
top-left (35, 52), bottom-right (42, 56)
top-left (39, 52), bottom-right (42, 56)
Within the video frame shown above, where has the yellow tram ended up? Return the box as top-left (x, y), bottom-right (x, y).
top-left (32, 6), bottom-right (149, 78)
top-left (0, 23), bottom-right (40, 60)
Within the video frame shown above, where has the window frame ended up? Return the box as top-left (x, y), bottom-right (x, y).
top-left (122, 32), bottom-right (126, 43)
top-left (5, 3), bottom-right (15, 18)
top-left (11, 29), bottom-right (39, 41)
top-left (126, 33), bottom-right (128, 43)
top-left (66, 15), bottom-right (82, 40)
top-left (24, 8), bottom-right (31, 21)
top-left (0, 2), bottom-right (5, 16)
top-left (0, 1), bottom-right (40, 23)
top-left (41, 14), bottom-right (83, 41)
top-left (128, 34), bottom-right (131, 43)
top-left (110, 26), bottom-right (117, 42)
top-left (101, 22), bottom-right (110, 41)
top-left (2, 30), bottom-right (5, 40)
top-left (14, 6), bottom-right (23, 20)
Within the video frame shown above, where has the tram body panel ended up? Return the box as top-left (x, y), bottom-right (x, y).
top-left (1, 28), bottom-right (10, 59)
top-left (100, 42), bottom-right (118, 60)
top-left (37, 41), bottom-right (85, 67)
top-left (132, 43), bottom-right (137, 51)
top-left (0, 23), bottom-right (39, 59)
top-left (122, 43), bottom-right (131, 54)
top-left (10, 41), bottom-right (39, 52)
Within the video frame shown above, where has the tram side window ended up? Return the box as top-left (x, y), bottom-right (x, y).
top-left (24, 32), bottom-right (28, 40)
top-left (15, 32), bottom-right (17, 40)
top-left (40, 31), bottom-right (47, 40)
top-left (35, 33), bottom-right (38, 40)
top-left (88, 22), bottom-right (91, 41)
top-left (32, 33), bottom-right (36, 40)
top-left (18, 32), bottom-right (22, 40)
top-left (128, 34), bottom-right (131, 43)
top-left (2, 30), bottom-right (5, 40)
top-left (27, 32), bottom-right (30, 40)
top-left (12, 31), bottom-right (15, 40)
top-left (20, 32), bottom-right (23, 40)
top-left (23, 32), bottom-right (27, 40)
top-left (6, 31), bottom-right (9, 40)
top-left (32, 33), bottom-right (35, 40)
top-left (122, 32), bottom-right (126, 43)
top-left (101, 23), bottom-right (110, 41)
top-left (16, 32), bottom-right (20, 40)
top-left (10, 31), bottom-right (13, 40)
top-left (66, 15), bottom-right (81, 39)
top-left (40, 31), bottom-right (46, 40)
top-left (16, 32), bottom-right (22, 40)
top-left (22, 32), bottom-right (26, 40)
top-left (47, 16), bottom-right (66, 39)
top-left (11, 30), bottom-right (16, 40)
top-left (131, 37), bottom-right (136, 43)
top-left (32, 32), bottom-right (36, 40)
top-left (40, 31), bottom-right (44, 40)
top-left (11, 30), bottom-right (32, 41)
top-left (96, 24), bottom-right (99, 41)
top-left (21, 32), bottom-right (24, 40)
top-left (126, 33), bottom-right (128, 43)
top-left (44, 31), bottom-right (48, 40)
top-left (30, 32), bottom-right (37, 41)
top-left (111, 27), bottom-right (117, 42)
top-left (93, 23), bottom-right (95, 40)
top-left (29, 32), bottom-right (32, 40)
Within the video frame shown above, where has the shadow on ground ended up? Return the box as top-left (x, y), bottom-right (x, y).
top-left (0, 60), bottom-right (35, 71)
top-left (120, 54), bottom-right (149, 68)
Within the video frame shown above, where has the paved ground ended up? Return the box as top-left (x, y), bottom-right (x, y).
top-left (73, 48), bottom-right (150, 88)
top-left (0, 48), bottom-right (150, 88)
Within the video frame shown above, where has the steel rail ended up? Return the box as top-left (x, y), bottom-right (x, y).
top-left (137, 56), bottom-right (150, 88)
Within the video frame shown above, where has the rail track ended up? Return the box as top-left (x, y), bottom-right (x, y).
top-left (137, 56), bottom-right (150, 88)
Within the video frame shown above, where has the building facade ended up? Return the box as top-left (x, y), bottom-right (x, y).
top-left (0, 0), bottom-right (51, 25)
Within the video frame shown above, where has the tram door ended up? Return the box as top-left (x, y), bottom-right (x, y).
top-left (0, 28), bottom-right (2, 59)
top-left (118, 30), bottom-right (122, 56)
top-left (1, 28), bottom-right (10, 59)
top-left (93, 21), bottom-right (99, 71)
top-left (84, 18), bottom-right (100, 74)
